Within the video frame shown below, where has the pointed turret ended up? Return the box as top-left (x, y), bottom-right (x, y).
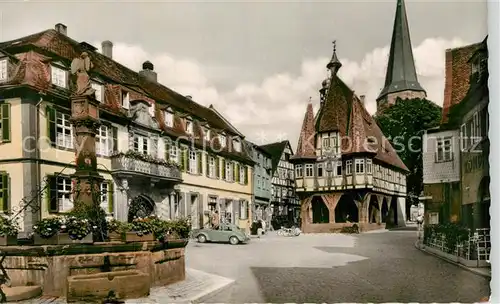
top-left (291, 98), bottom-right (317, 161)
top-left (377, 0), bottom-right (426, 111)
top-left (327, 41), bottom-right (342, 76)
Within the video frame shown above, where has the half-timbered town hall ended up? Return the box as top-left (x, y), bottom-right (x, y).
top-left (290, 43), bottom-right (409, 233)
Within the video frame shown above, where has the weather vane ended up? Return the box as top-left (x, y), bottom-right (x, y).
top-left (309, 96), bottom-right (312, 103)
top-left (332, 40), bottom-right (337, 52)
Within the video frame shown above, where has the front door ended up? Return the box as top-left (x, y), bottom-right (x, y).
top-left (190, 194), bottom-right (199, 229)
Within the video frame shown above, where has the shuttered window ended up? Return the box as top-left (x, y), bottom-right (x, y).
top-left (0, 172), bottom-right (9, 212)
top-left (0, 103), bottom-right (11, 143)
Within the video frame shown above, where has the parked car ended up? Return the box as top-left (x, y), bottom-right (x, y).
top-left (192, 224), bottom-right (250, 245)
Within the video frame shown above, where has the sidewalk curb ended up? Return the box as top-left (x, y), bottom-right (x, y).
top-left (414, 240), bottom-right (491, 279)
top-left (187, 270), bottom-right (235, 303)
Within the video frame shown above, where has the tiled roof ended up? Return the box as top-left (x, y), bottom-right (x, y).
top-left (0, 28), bottom-right (253, 163)
top-left (377, 0), bottom-right (425, 101)
top-left (260, 141), bottom-right (291, 172)
top-left (303, 72), bottom-right (408, 172)
top-left (441, 42), bottom-right (482, 124)
top-left (292, 101), bottom-right (316, 160)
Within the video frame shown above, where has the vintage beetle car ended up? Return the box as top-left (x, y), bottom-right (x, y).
top-left (192, 224), bottom-right (250, 245)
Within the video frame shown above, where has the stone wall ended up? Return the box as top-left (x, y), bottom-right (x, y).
top-left (1, 242), bottom-right (186, 298)
top-left (302, 222), bottom-right (386, 233)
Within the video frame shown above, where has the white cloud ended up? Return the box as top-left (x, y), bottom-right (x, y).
top-left (105, 37), bottom-right (468, 151)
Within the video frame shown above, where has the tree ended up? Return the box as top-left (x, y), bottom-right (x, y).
top-left (374, 98), bottom-right (442, 220)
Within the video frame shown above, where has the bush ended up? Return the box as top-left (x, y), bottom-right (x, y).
top-left (340, 224), bottom-right (359, 234)
top-left (33, 217), bottom-right (63, 239)
top-left (424, 223), bottom-right (470, 253)
top-left (0, 215), bottom-right (19, 237)
top-left (130, 216), bottom-right (156, 236)
top-left (62, 216), bottom-right (93, 240)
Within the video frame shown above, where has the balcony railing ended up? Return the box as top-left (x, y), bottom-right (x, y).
top-left (111, 152), bottom-right (182, 181)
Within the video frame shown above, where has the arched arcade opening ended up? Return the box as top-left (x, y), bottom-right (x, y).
top-left (311, 196), bottom-right (329, 223)
top-left (335, 194), bottom-right (359, 223)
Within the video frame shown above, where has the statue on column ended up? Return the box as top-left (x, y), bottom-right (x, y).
top-left (71, 52), bottom-right (96, 97)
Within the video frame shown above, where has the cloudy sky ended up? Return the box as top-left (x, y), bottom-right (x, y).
top-left (0, 0), bottom-right (487, 149)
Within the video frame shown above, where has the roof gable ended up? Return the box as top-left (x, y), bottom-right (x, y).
top-left (0, 29), bottom-right (243, 138)
top-left (313, 73), bottom-right (408, 172)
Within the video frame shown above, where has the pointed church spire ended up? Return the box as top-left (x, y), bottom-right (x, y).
top-left (377, 0), bottom-right (426, 105)
top-left (291, 98), bottom-right (317, 160)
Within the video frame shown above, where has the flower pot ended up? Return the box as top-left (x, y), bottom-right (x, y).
top-left (57, 232), bottom-right (93, 245)
top-left (0, 234), bottom-right (18, 246)
top-left (167, 238), bottom-right (189, 249)
top-left (108, 231), bottom-right (122, 242)
top-left (34, 232), bottom-right (93, 245)
top-left (122, 232), bottom-right (154, 243)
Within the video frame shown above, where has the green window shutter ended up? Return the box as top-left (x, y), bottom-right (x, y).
top-left (185, 149), bottom-right (190, 172)
top-left (1, 104), bottom-right (11, 143)
top-left (244, 166), bottom-right (248, 185)
top-left (47, 175), bottom-right (58, 213)
top-left (197, 151), bottom-right (202, 174)
top-left (164, 140), bottom-right (171, 160)
top-left (179, 147), bottom-right (186, 172)
top-left (235, 163), bottom-right (240, 183)
top-left (0, 173), bottom-right (9, 212)
top-left (46, 105), bottom-right (56, 146)
top-left (112, 126), bottom-right (118, 153)
top-left (206, 154), bottom-right (210, 177)
top-left (221, 159), bottom-right (226, 180)
top-left (215, 157), bottom-right (220, 178)
top-left (108, 181), bottom-right (114, 214)
top-left (232, 162), bottom-right (237, 182)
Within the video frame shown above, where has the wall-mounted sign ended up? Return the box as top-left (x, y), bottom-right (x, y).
top-left (464, 153), bottom-right (485, 174)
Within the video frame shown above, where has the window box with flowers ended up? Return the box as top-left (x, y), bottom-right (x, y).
top-left (32, 216), bottom-right (94, 245)
top-left (106, 218), bottom-right (128, 242)
top-left (121, 216), bottom-right (156, 242)
top-left (0, 215), bottom-right (19, 246)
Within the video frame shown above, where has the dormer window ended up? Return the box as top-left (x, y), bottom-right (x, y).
top-left (121, 91), bottom-right (130, 109)
top-left (219, 134), bottom-right (227, 148)
top-left (233, 138), bottom-right (241, 152)
top-left (164, 110), bottom-right (173, 127)
top-left (148, 103), bottom-right (155, 117)
top-left (0, 59), bottom-right (7, 81)
top-left (91, 82), bottom-right (103, 102)
top-left (185, 119), bottom-right (193, 135)
top-left (51, 65), bottom-right (67, 88)
top-left (204, 128), bottom-right (211, 142)
top-left (471, 54), bottom-right (488, 83)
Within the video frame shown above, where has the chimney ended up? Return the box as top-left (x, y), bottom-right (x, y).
top-left (55, 23), bottom-right (67, 36)
top-left (139, 61), bottom-right (157, 82)
top-left (360, 95), bottom-right (366, 106)
top-left (102, 41), bottom-right (113, 59)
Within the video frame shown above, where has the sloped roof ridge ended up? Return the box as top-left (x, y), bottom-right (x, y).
top-left (6, 28), bottom-right (244, 135)
top-left (209, 104), bottom-right (244, 137)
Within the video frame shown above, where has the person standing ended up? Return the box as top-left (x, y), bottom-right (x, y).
top-left (211, 210), bottom-right (220, 229)
top-left (261, 219), bottom-right (266, 235)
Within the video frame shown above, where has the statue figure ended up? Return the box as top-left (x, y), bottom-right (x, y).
top-left (71, 52), bottom-right (96, 97)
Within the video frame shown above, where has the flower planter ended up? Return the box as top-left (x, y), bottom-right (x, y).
top-left (122, 232), bottom-right (154, 243)
top-left (167, 238), bottom-right (189, 249)
top-left (34, 233), bottom-right (94, 245)
top-left (108, 231), bottom-right (122, 242)
top-left (0, 234), bottom-right (18, 246)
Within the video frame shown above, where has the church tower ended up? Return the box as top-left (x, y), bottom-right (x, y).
top-left (376, 0), bottom-right (426, 113)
